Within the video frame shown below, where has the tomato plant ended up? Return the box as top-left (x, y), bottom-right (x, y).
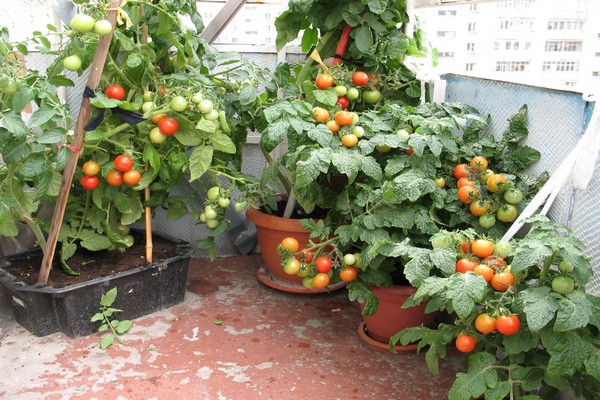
top-left (114, 154), bottom-right (133, 172)
top-left (122, 169), bottom-right (141, 186)
top-left (495, 314), bottom-right (520, 336)
top-left (339, 266), bottom-right (358, 282)
top-left (315, 256), bottom-right (332, 273)
top-left (158, 117), bottom-right (179, 135)
top-left (311, 272), bottom-right (330, 288)
top-left (471, 239), bottom-right (494, 258)
top-left (80, 175), bottom-right (99, 190)
top-left (315, 73), bottom-right (334, 89)
top-left (490, 271), bottom-right (515, 292)
top-left (280, 237), bottom-right (299, 253)
top-left (474, 313), bottom-right (496, 334)
top-left (105, 169), bottom-right (123, 187)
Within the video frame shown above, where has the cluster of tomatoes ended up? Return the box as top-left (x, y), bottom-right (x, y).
top-left (198, 186), bottom-right (231, 229)
top-left (451, 238), bottom-right (521, 353)
top-left (80, 154), bottom-right (141, 190)
top-left (278, 237), bottom-right (359, 289)
top-left (314, 70), bottom-right (382, 109)
top-left (312, 107), bottom-right (364, 148)
top-left (451, 156), bottom-right (523, 228)
top-left (63, 13), bottom-right (114, 72)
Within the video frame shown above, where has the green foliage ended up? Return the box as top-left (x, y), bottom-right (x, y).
top-left (91, 287), bottom-right (132, 349)
top-left (394, 216), bottom-right (600, 399)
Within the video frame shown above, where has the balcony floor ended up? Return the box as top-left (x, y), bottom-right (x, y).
top-left (0, 255), bottom-right (461, 400)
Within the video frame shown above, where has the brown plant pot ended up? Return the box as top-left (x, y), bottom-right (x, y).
top-left (359, 285), bottom-right (436, 353)
top-left (246, 206), bottom-right (345, 294)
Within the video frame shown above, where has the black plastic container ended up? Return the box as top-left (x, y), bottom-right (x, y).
top-left (0, 235), bottom-right (191, 338)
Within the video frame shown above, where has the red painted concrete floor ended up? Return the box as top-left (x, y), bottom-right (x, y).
top-left (1, 255), bottom-right (461, 400)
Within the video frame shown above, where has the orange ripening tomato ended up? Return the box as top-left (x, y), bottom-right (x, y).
top-left (455, 333), bottom-right (477, 353)
top-left (487, 174), bottom-right (508, 193)
top-left (456, 257), bottom-right (478, 273)
top-left (151, 113), bottom-right (166, 124)
top-left (339, 266), bottom-right (358, 282)
top-left (491, 271), bottom-right (515, 292)
top-left (280, 237), bottom-right (299, 253)
top-left (341, 134), bottom-right (358, 148)
top-left (471, 239), bottom-right (494, 258)
top-left (312, 107), bottom-right (330, 123)
top-left (123, 169), bottom-right (142, 186)
top-left (473, 264), bottom-right (494, 282)
top-left (469, 156), bottom-right (489, 173)
top-left (326, 120), bottom-right (340, 133)
top-left (453, 163), bottom-right (471, 180)
top-left (475, 313), bottom-right (496, 334)
top-left (457, 185), bottom-right (479, 204)
top-left (334, 111), bottom-right (354, 126)
top-left (82, 160), bottom-right (100, 176)
top-left (315, 73), bottom-right (334, 90)
top-left (312, 272), bottom-right (330, 288)
top-left (469, 199), bottom-right (489, 216)
top-left (496, 314), bottom-right (520, 336)
top-left (105, 169), bottom-right (123, 187)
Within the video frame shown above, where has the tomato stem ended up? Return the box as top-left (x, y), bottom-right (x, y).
top-left (538, 251), bottom-right (557, 285)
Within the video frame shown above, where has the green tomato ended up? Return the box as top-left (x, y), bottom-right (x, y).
top-left (343, 253), bottom-right (356, 266)
top-left (204, 206), bottom-right (218, 220)
top-left (551, 276), bottom-right (575, 294)
top-left (149, 127), bottom-right (167, 144)
top-left (558, 260), bottom-right (575, 273)
top-left (198, 99), bottom-right (214, 114)
top-left (234, 201), bottom-right (247, 212)
top-left (504, 188), bottom-right (524, 204)
top-left (206, 219), bottom-right (219, 229)
top-left (70, 14), bottom-right (96, 33)
top-left (3, 79), bottom-right (18, 95)
top-left (430, 232), bottom-right (451, 249)
top-left (199, 212), bottom-right (207, 222)
top-left (63, 55), bottom-right (82, 71)
top-left (497, 204), bottom-right (518, 223)
top-left (143, 91), bottom-right (155, 102)
top-left (192, 92), bottom-right (204, 103)
top-left (346, 87), bottom-right (359, 100)
top-left (93, 19), bottom-right (113, 36)
top-left (352, 126), bottom-right (364, 138)
top-left (0, 76), bottom-right (9, 89)
top-left (142, 101), bottom-right (155, 113)
top-left (207, 186), bottom-right (220, 201)
top-left (334, 85), bottom-right (347, 96)
top-left (479, 213), bottom-right (496, 228)
top-left (396, 129), bottom-right (410, 141)
top-left (493, 241), bottom-right (512, 258)
top-left (171, 96), bottom-right (188, 112)
top-left (362, 89), bottom-right (382, 104)
top-left (218, 197), bottom-right (231, 208)
top-left (204, 109), bottom-right (220, 121)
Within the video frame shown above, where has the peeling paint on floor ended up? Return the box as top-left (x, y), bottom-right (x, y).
top-left (1, 255), bottom-right (461, 399)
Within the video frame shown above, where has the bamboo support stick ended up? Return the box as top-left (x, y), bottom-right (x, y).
top-left (38, 0), bottom-right (124, 284)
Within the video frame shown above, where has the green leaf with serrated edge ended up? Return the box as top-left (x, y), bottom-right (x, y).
top-left (446, 273), bottom-right (487, 320)
top-left (91, 313), bottom-right (104, 322)
top-left (331, 153), bottom-right (360, 184)
top-left (448, 352), bottom-right (498, 400)
top-left (209, 132), bottom-right (236, 154)
top-left (1, 112), bottom-right (28, 136)
top-left (412, 276), bottom-right (448, 302)
top-left (188, 146), bottom-right (213, 182)
top-left (554, 290), bottom-right (593, 332)
top-left (101, 288), bottom-right (118, 307)
top-left (0, 215), bottom-right (18, 236)
top-left (584, 353), bottom-right (600, 381)
top-left (313, 87), bottom-right (337, 106)
top-left (512, 366), bottom-right (545, 391)
top-left (520, 287), bottom-right (559, 331)
top-left (100, 335), bottom-right (115, 349)
top-left (430, 248), bottom-right (457, 276)
top-left (359, 155), bottom-right (383, 180)
top-left (295, 149), bottom-right (331, 188)
top-left (28, 106), bottom-right (55, 127)
top-left (502, 329), bottom-right (539, 356)
top-left (79, 230), bottom-right (113, 251)
top-left (483, 381), bottom-right (511, 400)
top-left (546, 331), bottom-right (589, 378)
top-left (98, 324), bottom-right (109, 332)
top-left (116, 320), bottom-right (133, 334)
top-left (355, 24), bottom-right (373, 53)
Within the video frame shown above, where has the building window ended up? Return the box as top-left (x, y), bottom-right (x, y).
top-left (467, 43), bottom-right (475, 52)
top-left (438, 52), bottom-right (455, 57)
top-left (438, 10), bottom-right (457, 16)
top-left (547, 19), bottom-right (585, 31)
top-left (592, 72), bottom-right (600, 77)
top-left (437, 31), bottom-right (456, 38)
top-left (469, 4), bottom-right (477, 11)
top-left (499, 18), bottom-right (533, 31)
top-left (498, 0), bottom-right (533, 8)
top-left (468, 22), bottom-right (477, 32)
top-left (541, 61), bottom-right (580, 72)
top-left (596, 52), bottom-right (600, 57)
top-left (465, 63), bottom-right (475, 72)
top-left (545, 40), bottom-right (583, 52)
top-left (496, 61), bottom-right (530, 72)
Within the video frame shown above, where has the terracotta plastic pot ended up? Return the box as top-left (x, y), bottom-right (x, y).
top-left (246, 206), bottom-right (310, 285)
top-left (359, 285), bottom-right (436, 352)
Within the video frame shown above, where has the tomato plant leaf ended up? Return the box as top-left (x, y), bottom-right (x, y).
top-left (354, 24), bottom-right (373, 53)
top-left (448, 352), bottom-right (498, 400)
top-left (116, 320), bottom-right (133, 334)
top-left (188, 146), bottom-right (213, 182)
top-left (300, 26), bottom-right (318, 52)
top-left (209, 132), bottom-right (236, 154)
top-left (101, 287), bottom-right (118, 307)
top-left (447, 273), bottom-right (487, 320)
top-left (511, 366), bottom-right (545, 391)
top-left (295, 149), bottom-right (331, 188)
top-left (0, 212), bottom-right (18, 237)
top-left (520, 287), bottom-right (559, 331)
top-left (584, 353), bottom-right (600, 381)
top-left (503, 329), bottom-right (539, 356)
top-left (2, 111), bottom-right (29, 137)
top-left (79, 230), bottom-right (113, 251)
top-left (430, 248), bottom-right (457, 276)
top-left (554, 291), bottom-right (593, 332)
top-left (510, 239), bottom-right (553, 272)
top-left (483, 381), bottom-right (511, 400)
top-left (100, 335), bottom-right (114, 350)
top-left (37, 127), bottom-right (67, 144)
top-left (545, 331), bottom-right (589, 378)
top-left (387, 171), bottom-right (436, 202)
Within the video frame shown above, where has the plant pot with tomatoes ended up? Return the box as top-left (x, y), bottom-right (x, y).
top-left (0, 0), bottom-right (272, 334)
top-left (387, 215), bottom-right (600, 400)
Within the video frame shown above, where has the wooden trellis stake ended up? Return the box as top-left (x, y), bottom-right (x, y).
top-left (38, 0), bottom-right (124, 284)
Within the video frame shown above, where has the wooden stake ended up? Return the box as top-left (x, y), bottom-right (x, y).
top-left (38, 0), bottom-right (124, 284)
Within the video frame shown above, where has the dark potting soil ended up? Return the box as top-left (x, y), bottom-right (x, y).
top-left (4, 233), bottom-right (178, 288)
top-left (262, 199), bottom-right (328, 220)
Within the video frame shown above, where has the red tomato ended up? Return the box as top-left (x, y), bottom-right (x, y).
top-left (158, 117), bottom-right (179, 135)
top-left (339, 266), bottom-right (358, 282)
top-left (483, 256), bottom-right (507, 272)
top-left (473, 264), bottom-right (494, 282)
top-left (455, 333), bottom-right (477, 353)
top-left (456, 258), bottom-right (478, 273)
top-left (495, 314), bottom-right (520, 336)
top-left (315, 256), bottom-right (332, 273)
top-left (453, 163), bottom-right (471, 180)
top-left (457, 185), bottom-right (479, 204)
top-left (105, 84), bottom-right (126, 100)
top-left (457, 177), bottom-right (476, 188)
top-left (460, 240), bottom-right (474, 254)
top-left (352, 71), bottom-right (369, 86)
top-left (80, 175), bottom-right (99, 190)
top-left (336, 96), bottom-right (350, 109)
top-left (114, 154), bottom-right (133, 172)
top-left (491, 271), bottom-right (515, 292)
top-left (299, 248), bottom-right (315, 263)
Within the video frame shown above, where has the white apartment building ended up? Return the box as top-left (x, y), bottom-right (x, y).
top-left (415, 0), bottom-right (600, 91)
